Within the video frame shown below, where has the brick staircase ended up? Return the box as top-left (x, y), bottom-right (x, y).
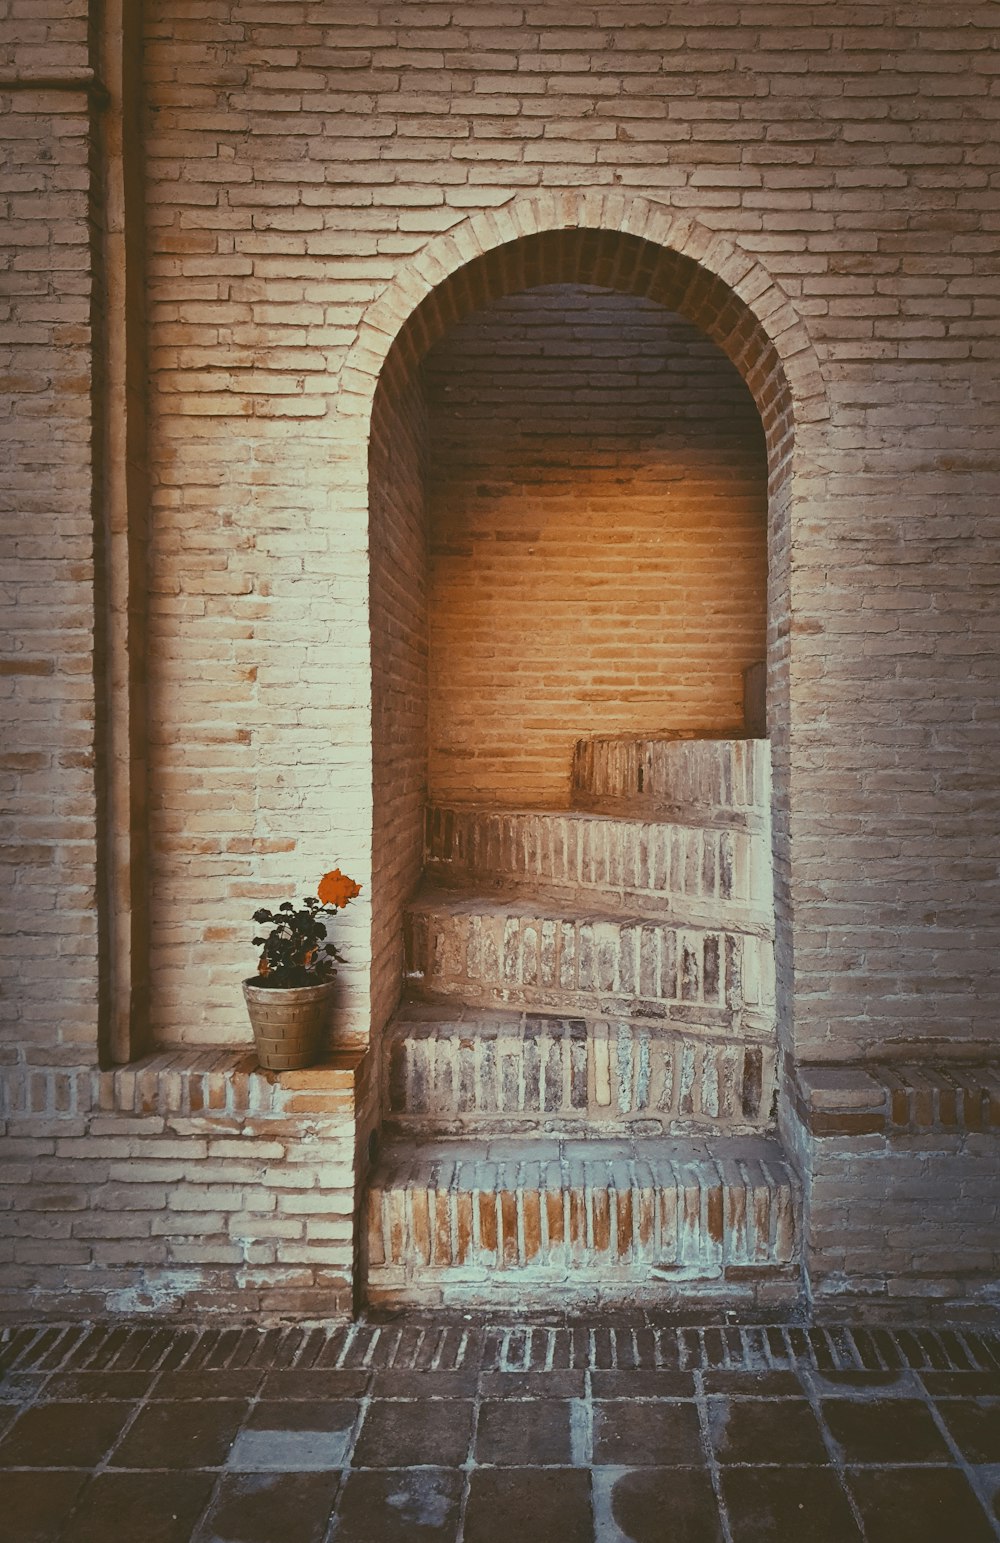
top-left (365, 736), bottom-right (799, 1309)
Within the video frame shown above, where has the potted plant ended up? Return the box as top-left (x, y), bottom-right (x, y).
top-left (242, 868), bottom-right (361, 1070)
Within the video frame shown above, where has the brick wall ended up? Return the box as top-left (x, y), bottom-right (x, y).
top-left (369, 353), bottom-right (428, 1047)
top-left (790, 1065), bottom-right (1000, 1306)
top-left (1, 1052), bottom-right (372, 1319)
top-left (424, 284), bottom-right (767, 805)
top-left (2, 0), bottom-right (999, 1313)
top-left (141, 18), bottom-right (376, 1047)
top-left (0, 10), bottom-right (99, 1060)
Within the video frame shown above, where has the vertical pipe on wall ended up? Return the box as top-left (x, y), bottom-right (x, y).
top-left (91, 0), bottom-right (150, 1065)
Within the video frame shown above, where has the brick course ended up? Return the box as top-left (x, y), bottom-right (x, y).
top-left (0, 1049), bottom-right (373, 1320)
top-left (423, 286), bottom-right (767, 805)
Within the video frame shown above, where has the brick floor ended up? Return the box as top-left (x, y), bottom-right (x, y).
top-left (1, 1318), bottom-right (999, 1540)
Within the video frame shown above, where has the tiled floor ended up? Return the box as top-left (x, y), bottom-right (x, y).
top-left (2, 1318), bottom-right (1000, 1540)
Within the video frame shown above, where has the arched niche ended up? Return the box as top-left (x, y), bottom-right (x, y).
top-left (348, 202), bottom-right (827, 1082)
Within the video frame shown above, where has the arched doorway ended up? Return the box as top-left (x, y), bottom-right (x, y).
top-left (353, 203), bottom-right (824, 1306)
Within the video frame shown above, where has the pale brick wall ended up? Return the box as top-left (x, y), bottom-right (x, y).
top-left (0, 1052), bottom-right (372, 1319)
top-left (2, 0), bottom-right (999, 1314)
top-left (0, 11), bottom-right (99, 1060)
top-left (424, 284), bottom-right (767, 805)
top-left (789, 1064), bottom-right (1000, 1304)
top-left (369, 354), bottom-right (428, 1047)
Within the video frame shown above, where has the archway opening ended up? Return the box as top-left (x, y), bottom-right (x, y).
top-left (364, 222), bottom-right (801, 1305)
top-left (423, 281), bottom-right (767, 806)
top-left (368, 227), bottom-right (794, 1053)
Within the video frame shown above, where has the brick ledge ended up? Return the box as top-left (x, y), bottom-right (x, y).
top-left (795, 1061), bottom-right (1000, 1137)
top-left (1, 1046), bottom-right (370, 1122)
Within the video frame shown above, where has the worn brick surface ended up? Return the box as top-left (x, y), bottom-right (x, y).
top-left (3, 1319), bottom-right (1000, 1542)
top-left (384, 1004), bottom-right (776, 1137)
top-left (366, 1135), bottom-right (797, 1308)
top-left (424, 288), bottom-right (766, 805)
top-left (0, 1052), bottom-right (373, 1322)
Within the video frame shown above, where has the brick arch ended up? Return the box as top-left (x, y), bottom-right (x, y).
top-left (342, 191), bottom-right (828, 475)
top-left (362, 192), bottom-right (819, 1080)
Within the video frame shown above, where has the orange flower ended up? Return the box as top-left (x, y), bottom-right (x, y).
top-left (317, 868), bottom-right (361, 909)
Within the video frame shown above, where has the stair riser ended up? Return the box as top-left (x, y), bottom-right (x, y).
top-left (367, 1168), bottom-right (797, 1289)
top-left (386, 1024), bottom-right (776, 1135)
top-left (572, 736), bottom-right (769, 820)
top-left (425, 807), bottom-right (771, 925)
top-left (405, 910), bottom-right (775, 1025)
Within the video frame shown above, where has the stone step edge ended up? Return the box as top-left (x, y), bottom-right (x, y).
top-left (420, 871), bottom-right (773, 935)
top-left (796, 1061), bottom-right (1000, 1137)
top-left (406, 885), bottom-right (775, 939)
top-left (402, 986), bottom-right (777, 1040)
top-left (366, 1137), bottom-right (799, 1276)
top-left (387, 1000), bottom-right (778, 1039)
top-left (425, 800), bottom-right (769, 835)
top-left (383, 1010), bottom-right (778, 1131)
top-left (570, 794), bottom-right (768, 832)
top-left (570, 736), bottom-right (770, 812)
top-left (382, 1115), bottom-right (778, 1140)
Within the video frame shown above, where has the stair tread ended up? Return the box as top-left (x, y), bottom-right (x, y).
top-left (429, 800), bottom-right (755, 829)
top-left (407, 882), bottom-right (772, 936)
top-left (387, 1000), bottom-right (774, 1038)
top-left (371, 1131), bottom-right (794, 1182)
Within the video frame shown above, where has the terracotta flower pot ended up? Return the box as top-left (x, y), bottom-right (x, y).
top-left (242, 977), bottom-right (336, 1071)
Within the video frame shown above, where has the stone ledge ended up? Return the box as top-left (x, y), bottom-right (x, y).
top-left (571, 736), bottom-right (770, 818)
top-left (0, 1046), bottom-right (370, 1123)
top-left (385, 1004), bottom-right (777, 1134)
top-left (423, 803), bottom-right (772, 926)
top-left (367, 1133), bottom-right (798, 1303)
top-left (796, 1062), bottom-right (1000, 1138)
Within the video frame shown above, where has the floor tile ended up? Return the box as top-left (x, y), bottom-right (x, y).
top-left (721, 1467), bottom-right (863, 1543)
top-left (590, 1371), bottom-right (696, 1399)
top-left (0, 1375), bottom-right (46, 1406)
top-left (330, 1468), bottom-right (462, 1541)
top-left (973, 1464), bottom-right (1000, 1526)
top-left (810, 1371), bottom-right (911, 1396)
top-left (936, 1398), bottom-right (1000, 1463)
top-left (353, 1399), bottom-right (475, 1467)
top-left (58, 1470), bottom-right (217, 1543)
top-left (228, 1400), bottom-right (359, 1472)
top-left (478, 1370), bottom-right (586, 1398)
top-left (701, 1370), bottom-right (804, 1396)
top-left (0, 1401), bottom-right (133, 1467)
top-left (194, 1471), bottom-right (340, 1543)
top-left (151, 1371), bottom-right (262, 1401)
top-left (464, 1468), bottom-right (593, 1543)
top-left (848, 1466), bottom-right (997, 1543)
top-left (369, 1368), bottom-right (479, 1399)
top-left (0, 1469), bottom-right (87, 1543)
top-left (258, 1369), bottom-right (370, 1400)
top-left (923, 1372), bottom-right (1000, 1398)
top-left (592, 1399), bottom-right (704, 1467)
top-left (707, 1397), bottom-right (829, 1465)
top-left (111, 1400), bottom-right (247, 1469)
top-left (597, 1466), bottom-right (723, 1543)
top-left (40, 1371), bottom-right (154, 1402)
top-left (475, 1398), bottom-right (574, 1466)
top-left (821, 1398), bottom-right (952, 1464)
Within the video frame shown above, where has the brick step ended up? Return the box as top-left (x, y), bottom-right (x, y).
top-left (571, 735), bottom-right (769, 828)
top-left (364, 1134), bottom-right (799, 1309)
top-left (403, 889), bottom-right (776, 1031)
top-left (424, 803), bottom-right (771, 929)
top-left (384, 1004), bottom-right (777, 1136)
